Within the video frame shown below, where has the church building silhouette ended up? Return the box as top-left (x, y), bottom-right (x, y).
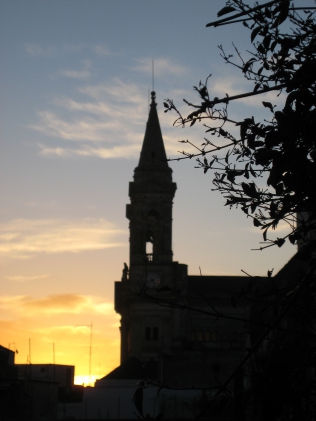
top-left (113, 91), bottom-right (250, 389)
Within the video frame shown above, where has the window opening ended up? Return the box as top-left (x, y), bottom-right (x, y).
top-left (197, 330), bottom-right (203, 341)
top-left (145, 327), bottom-right (151, 341)
top-left (213, 364), bottom-right (220, 378)
top-left (204, 330), bottom-right (211, 342)
top-left (127, 332), bottom-right (131, 353)
top-left (153, 327), bottom-right (159, 341)
top-left (211, 330), bottom-right (218, 342)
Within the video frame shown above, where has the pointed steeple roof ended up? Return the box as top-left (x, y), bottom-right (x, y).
top-left (137, 91), bottom-right (170, 170)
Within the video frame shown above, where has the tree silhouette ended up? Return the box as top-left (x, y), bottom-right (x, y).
top-left (164, 0), bottom-right (316, 257)
top-left (132, 2), bottom-right (316, 420)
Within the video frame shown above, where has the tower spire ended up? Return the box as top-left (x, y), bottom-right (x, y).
top-left (137, 91), bottom-right (169, 170)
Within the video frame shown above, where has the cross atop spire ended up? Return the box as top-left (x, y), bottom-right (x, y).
top-left (137, 91), bottom-right (170, 170)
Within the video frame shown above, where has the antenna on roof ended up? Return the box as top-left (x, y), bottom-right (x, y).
top-left (152, 60), bottom-right (154, 92)
top-left (76, 322), bottom-right (93, 386)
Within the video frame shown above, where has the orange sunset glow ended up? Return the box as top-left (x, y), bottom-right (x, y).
top-left (1, 292), bottom-right (121, 385)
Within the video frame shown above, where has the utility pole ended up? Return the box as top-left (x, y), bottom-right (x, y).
top-left (29, 338), bottom-right (31, 364)
top-left (53, 343), bottom-right (56, 381)
top-left (89, 322), bottom-right (92, 386)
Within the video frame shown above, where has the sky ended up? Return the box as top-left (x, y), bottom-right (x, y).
top-left (1, 0), bottom-right (311, 386)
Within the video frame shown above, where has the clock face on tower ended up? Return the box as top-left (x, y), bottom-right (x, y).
top-left (146, 272), bottom-right (161, 288)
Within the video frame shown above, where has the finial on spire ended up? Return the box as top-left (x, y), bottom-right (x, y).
top-left (151, 91), bottom-right (156, 101)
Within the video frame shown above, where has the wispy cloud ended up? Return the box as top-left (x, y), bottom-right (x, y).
top-left (93, 45), bottom-right (111, 57)
top-left (130, 57), bottom-right (187, 77)
top-left (0, 294), bottom-right (113, 316)
top-left (29, 78), bottom-right (149, 158)
top-left (25, 43), bottom-right (112, 58)
top-left (28, 71), bottom-right (190, 160)
top-left (78, 78), bottom-right (144, 104)
top-left (58, 69), bottom-right (91, 79)
top-left (30, 111), bottom-right (116, 142)
top-left (6, 275), bottom-right (49, 283)
top-left (0, 218), bottom-right (126, 259)
top-left (38, 143), bottom-right (141, 159)
top-left (58, 60), bottom-right (92, 80)
top-left (25, 43), bottom-right (57, 56)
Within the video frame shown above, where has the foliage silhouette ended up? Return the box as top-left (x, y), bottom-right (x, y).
top-left (134, 1), bottom-right (316, 420)
top-left (164, 0), bottom-right (316, 256)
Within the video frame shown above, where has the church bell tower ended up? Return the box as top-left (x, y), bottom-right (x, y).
top-left (127, 91), bottom-right (176, 265)
top-left (115, 91), bottom-right (188, 364)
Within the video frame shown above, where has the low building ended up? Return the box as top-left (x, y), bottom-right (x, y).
top-left (17, 363), bottom-right (83, 404)
top-left (0, 346), bottom-right (58, 420)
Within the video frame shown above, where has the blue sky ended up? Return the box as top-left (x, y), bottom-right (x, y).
top-left (1, 0), bottom-right (309, 383)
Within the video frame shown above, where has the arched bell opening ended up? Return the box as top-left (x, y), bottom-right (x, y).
top-left (146, 229), bottom-right (154, 260)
